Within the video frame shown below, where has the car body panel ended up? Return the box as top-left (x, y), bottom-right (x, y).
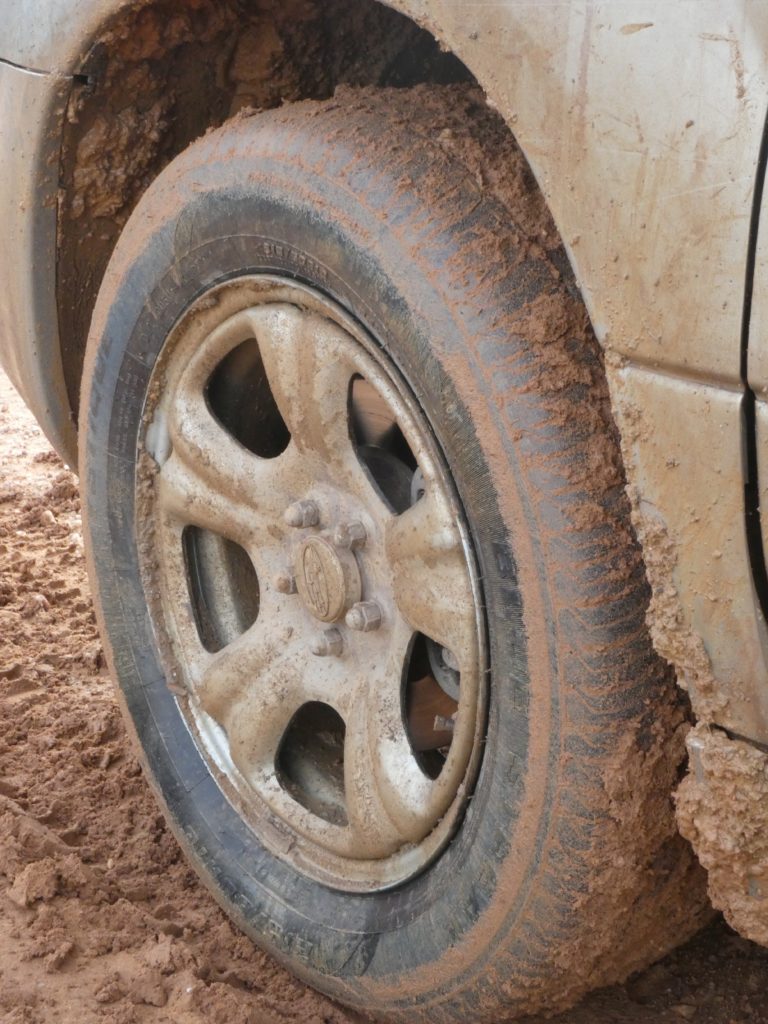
top-left (749, 201), bottom-right (768, 395)
top-left (0, 59), bottom-right (74, 462)
top-left (616, 365), bottom-right (768, 733)
top-left (1, 1), bottom-right (767, 744)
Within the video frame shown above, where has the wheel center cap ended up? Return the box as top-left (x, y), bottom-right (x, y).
top-left (295, 535), bottom-right (361, 623)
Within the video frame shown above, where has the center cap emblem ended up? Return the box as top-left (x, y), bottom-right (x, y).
top-left (295, 536), bottom-right (360, 623)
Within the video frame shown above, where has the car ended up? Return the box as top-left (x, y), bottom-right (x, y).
top-left (2, 1), bottom-right (766, 1019)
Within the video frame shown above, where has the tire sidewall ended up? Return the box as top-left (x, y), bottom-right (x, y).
top-left (81, 179), bottom-right (553, 986)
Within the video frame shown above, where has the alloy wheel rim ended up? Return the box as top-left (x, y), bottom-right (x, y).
top-left (138, 276), bottom-right (487, 891)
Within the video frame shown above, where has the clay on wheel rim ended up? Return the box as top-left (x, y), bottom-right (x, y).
top-left (137, 275), bottom-right (488, 892)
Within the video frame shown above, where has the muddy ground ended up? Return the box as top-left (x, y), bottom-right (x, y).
top-left (1, 366), bottom-right (768, 1024)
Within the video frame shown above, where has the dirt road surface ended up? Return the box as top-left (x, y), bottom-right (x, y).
top-left (2, 366), bottom-right (768, 1024)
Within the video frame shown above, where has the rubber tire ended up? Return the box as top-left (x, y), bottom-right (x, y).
top-left (80, 85), bottom-right (708, 1021)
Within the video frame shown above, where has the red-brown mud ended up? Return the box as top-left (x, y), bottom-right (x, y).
top-left (677, 723), bottom-right (768, 949)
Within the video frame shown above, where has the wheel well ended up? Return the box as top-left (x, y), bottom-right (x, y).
top-left (57, 0), bottom-right (474, 420)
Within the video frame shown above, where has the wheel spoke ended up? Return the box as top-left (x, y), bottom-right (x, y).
top-left (343, 621), bottom-right (436, 854)
top-left (193, 620), bottom-right (294, 719)
top-left (193, 621), bottom-right (309, 778)
top-left (384, 488), bottom-right (477, 666)
top-left (156, 451), bottom-right (259, 547)
top-left (165, 348), bottom-right (297, 540)
top-left (226, 680), bottom-right (304, 782)
top-left (345, 698), bottom-right (435, 854)
top-left (245, 305), bottom-right (358, 470)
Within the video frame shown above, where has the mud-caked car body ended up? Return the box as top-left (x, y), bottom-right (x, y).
top-left (3, 1), bottom-right (768, 1018)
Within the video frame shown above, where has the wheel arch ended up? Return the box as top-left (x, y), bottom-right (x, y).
top-left (53, 0), bottom-right (525, 448)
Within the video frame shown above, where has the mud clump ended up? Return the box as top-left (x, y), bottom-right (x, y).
top-left (677, 723), bottom-right (768, 948)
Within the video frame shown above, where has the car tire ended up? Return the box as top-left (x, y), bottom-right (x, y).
top-left (79, 84), bottom-right (708, 1021)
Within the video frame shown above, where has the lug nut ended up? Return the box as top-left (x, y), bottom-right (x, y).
top-left (333, 520), bottom-right (367, 550)
top-left (311, 628), bottom-right (344, 657)
top-left (284, 499), bottom-right (320, 528)
top-left (345, 601), bottom-right (382, 632)
top-left (274, 573), bottom-right (297, 594)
